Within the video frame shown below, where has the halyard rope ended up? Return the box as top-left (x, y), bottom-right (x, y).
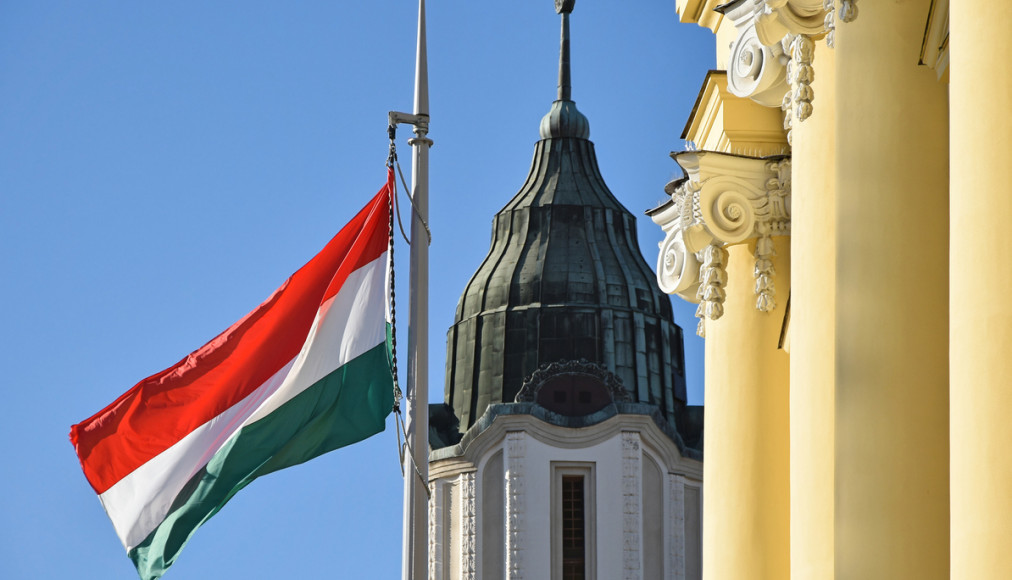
top-left (386, 127), bottom-right (431, 500)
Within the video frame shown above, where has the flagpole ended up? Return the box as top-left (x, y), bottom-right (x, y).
top-left (402, 0), bottom-right (430, 579)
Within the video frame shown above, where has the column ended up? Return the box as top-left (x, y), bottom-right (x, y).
top-left (789, 40), bottom-right (836, 580)
top-left (702, 238), bottom-right (790, 580)
top-left (833, 1), bottom-right (949, 577)
top-left (949, 1), bottom-right (1012, 578)
top-left (653, 151), bottom-right (792, 580)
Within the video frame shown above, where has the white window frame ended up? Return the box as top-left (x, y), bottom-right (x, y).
top-left (550, 462), bottom-right (597, 580)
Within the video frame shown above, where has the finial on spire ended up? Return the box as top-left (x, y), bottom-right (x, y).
top-left (556, 1), bottom-right (573, 101)
top-left (540, 0), bottom-right (589, 139)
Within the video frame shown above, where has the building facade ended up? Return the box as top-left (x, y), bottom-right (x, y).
top-left (649, 1), bottom-right (1011, 578)
top-left (427, 3), bottom-right (704, 578)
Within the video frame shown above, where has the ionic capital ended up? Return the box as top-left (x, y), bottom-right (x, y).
top-left (723, 0), bottom-right (858, 138)
top-left (650, 151), bottom-right (791, 336)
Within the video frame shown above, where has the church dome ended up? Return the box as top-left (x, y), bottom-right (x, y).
top-left (442, 1), bottom-right (688, 434)
top-left (444, 106), bottom-right (688, 431)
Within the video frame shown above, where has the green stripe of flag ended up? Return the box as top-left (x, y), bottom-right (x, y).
top-left (128, 339), bottom-right (393, 580)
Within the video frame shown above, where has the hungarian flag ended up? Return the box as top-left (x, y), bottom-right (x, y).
top-left (70, 172), bottom-right (396, 580)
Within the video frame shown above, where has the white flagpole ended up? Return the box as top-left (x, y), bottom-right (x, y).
top-left (401, 0), bottom-right (430, 579)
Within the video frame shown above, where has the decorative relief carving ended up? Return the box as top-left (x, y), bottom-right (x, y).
top-left (515, 358), bottom-right (631, 403)
top-left (754, 0), bottom-right (831, 45)
top-left (785, 34), bottom-right (815, 122)
top-left (621, 432), bottom-right (642, 580)
top-left (780, 85), bottom-right (795, 146)
top-left (723, 0), bottom-right (859, 117)
top-left (695, 245), bottom-right (728, 338)
top-left (823, 0), bottom-right (837, 48)
top-left (657, 179), bottom-right (703, 299)
top-left (429, 483), bottom-right (441, 580)
top-left (839, 0), bottom-right (858, 23)
top-left (651, 152), bottom-right (791, 337)
top-left (766, 158), bottom-right (792, 228)
top-left (460, 473), bottom-right (477, 580)
top-left (669, 475), bottom-right (687, 580)
top-left (753, 225), bottom-right (777, 312)
top-left (701, 184), bottom-right (757, 244)
top-left (505, 433), bottom-right (526, 580)
top-left (753, 158), bottom-right (791, 312)
top-left (727, 23), bottom-right (788, 107)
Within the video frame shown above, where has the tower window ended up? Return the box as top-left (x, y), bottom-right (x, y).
top-left (562, 476), bottom-right (586, 579)
top-left (552, 463), bottom-right (596, 579)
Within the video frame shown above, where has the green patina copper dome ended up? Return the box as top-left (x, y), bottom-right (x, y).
top-left (441, 5), bottom-right (689, 437)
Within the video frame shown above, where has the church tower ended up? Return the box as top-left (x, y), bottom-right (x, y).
top-left (428, 3), bottom-right (703, 578)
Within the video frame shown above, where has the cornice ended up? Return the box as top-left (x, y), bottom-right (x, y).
top-left (681, 71), bottom-right (789, 156)
top-left (677, 0), bottom-right (726, 32)
top-left (919, 0), bottom-right (949, 81)
top-left (429, 409), bottom-right (704, 482)
top-left (651, 150), bottom-right (791, 337)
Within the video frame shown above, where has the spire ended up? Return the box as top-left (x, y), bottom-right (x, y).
top-left (557, 0), bottom-right (573, 101)
top-left (540, 0), bottom-right (590, 139)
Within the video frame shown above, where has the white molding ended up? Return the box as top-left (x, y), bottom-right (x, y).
top-left (505, 431), bottom-right (527, 580)
top-left (622, 432), bottom-right (644, 580)
top-left (669, 474), bottom-right (687, 580)
top-left (460, 472), bottom-right (477, 580)
top-left (429, 413), bottom-right (703, 482)
top-left (429, 481), bottom-right (444, 580)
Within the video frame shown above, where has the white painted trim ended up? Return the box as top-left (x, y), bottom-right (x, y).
top-left (505, 432), bottom-right (527, 580)
top-left (460, 472), bottom-right (477, 580)
top-left (429, 413), bottom-right (702, 482)
top-left (669, 474), bottom-right (687, 580)
top-left (621, 432), bottom-right (643, 580)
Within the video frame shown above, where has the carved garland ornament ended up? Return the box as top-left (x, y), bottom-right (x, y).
top-left (824, 0), bottom-right (860, 48)
top-left (514, 358), bottom-right (631, 403)
top-left (725, 0), bottom-right (859, 124)
top-left (695, 245), bottom-right (728, 338)
top-left (653, 152), bottom-right (791, 337)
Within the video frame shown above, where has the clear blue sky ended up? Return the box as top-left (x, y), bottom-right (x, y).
top-left (0, 2), bottom-right (714, 578)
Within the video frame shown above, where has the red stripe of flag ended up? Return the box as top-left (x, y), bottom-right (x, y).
top-left (71, 172), bottom-right (392, 495)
